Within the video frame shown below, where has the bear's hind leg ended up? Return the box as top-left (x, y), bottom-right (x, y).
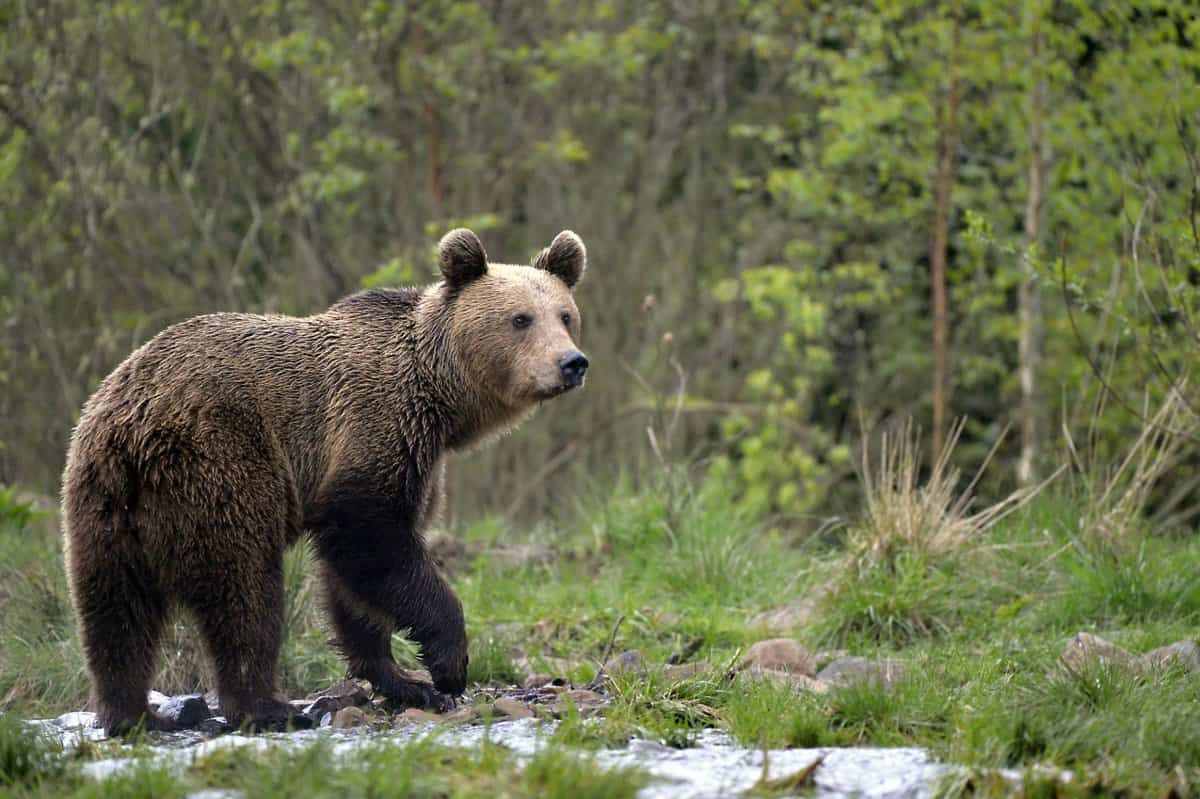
top-left (70, 552), bottom-right (176, 736)
top-left (185, 555), bottom-right (311, 731)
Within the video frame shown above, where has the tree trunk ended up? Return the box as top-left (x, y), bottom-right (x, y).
top-left (1017, 13), bottom-right (1046, 485)
top-left (931, 16), bottom-right (960, 458)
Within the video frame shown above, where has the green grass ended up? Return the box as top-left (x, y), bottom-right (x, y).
top-left (3, 470), bottom-right (1200, 797)
top-left (0, 733), bottom-right (650, 799)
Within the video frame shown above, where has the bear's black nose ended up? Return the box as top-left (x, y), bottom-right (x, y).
top-left (559, 351), bottom-right (589, 387)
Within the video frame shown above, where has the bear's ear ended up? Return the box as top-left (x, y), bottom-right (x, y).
top-left (438, 228), bottom-right (488, 288)
top-left (532, 230), bottom-right (586, 289)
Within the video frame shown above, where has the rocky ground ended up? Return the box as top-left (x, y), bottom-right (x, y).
top-left (136, 630), bottom-right (1200, 739)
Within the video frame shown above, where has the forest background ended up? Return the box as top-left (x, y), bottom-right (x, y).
top-left (1, 0), bottom-right (1198, 531)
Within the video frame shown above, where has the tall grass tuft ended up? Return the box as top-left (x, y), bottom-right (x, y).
top-left (822, 419), bottom-right (1051, 645)
top-left (853, 418), bottom-right (1047, 568)
top-left (1066, 388), bottom-right (1196, 550)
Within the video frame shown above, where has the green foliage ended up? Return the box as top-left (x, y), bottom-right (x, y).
top-left (820, 552), bottom-right (956, 647)
top-left (2, 0), bottom-right (1197, 523)
top-left (0, 489), bottom-right (48, 532)
top-left (466, 634), bottom-right (521, 686)
top-left (955, 657), bottom-right (1200, 792)
top-left (0, 714), bottom-right (62, 786)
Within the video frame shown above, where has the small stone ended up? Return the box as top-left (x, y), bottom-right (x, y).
top-left (739, 639), bottom-right (816, 677)
top-left (1136, 640), bottom-right (1200, 674)
top-left (523, 673), bottom-right (556, 689)
top-left (607, 650), bottom-right (646, 676)
top-left (748, 599), bottom-right (820, 634)
top-left (330, 706), bottom-right (370, 729)
top-left (1060, 633), bottom-right (1135, 672)
top-left (399, 708), bottom-right (442, 723)
top-left (817, 657), bottom-right (906, 687)
top-left (492, 698), bottom-right (534, 719)
top-left (444, 706), bottom-right (479, 723)
top-left (739, 666), bottom-right (830, 694)
top-left (158, 695), bottom-right (212, 728)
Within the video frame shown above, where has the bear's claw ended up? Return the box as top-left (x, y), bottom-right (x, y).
top-left (381, 681), bottom-right (455, 713)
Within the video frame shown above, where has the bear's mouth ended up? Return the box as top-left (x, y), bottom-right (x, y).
top-left (538, 381), bottom-right (581, 400)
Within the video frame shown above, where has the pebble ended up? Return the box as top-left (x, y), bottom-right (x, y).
top-left (739, 638), bottom-right (816, 677)
top-left (606, 650), bottom-right (646, 676)
top-left (1060, 632), bottom-right (1134, 671)
top-left (330, 706), bottom-right (370, 729)
top-left (157, 695), bottom-right (212, 728)
top-left (1137, 640), bottom-right (1200, 674)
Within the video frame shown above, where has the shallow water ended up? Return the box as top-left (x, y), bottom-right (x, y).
top-left (34, 711), bottom-right (953, 798)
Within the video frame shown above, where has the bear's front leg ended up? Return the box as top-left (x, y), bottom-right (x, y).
top-left (312, 488), bottom-right (469, 708)
top-left (321, 559), bottom-right (467, 711)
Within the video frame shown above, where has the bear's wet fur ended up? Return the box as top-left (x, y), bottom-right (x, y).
top-left (61, 229), bottom-right (588, 735)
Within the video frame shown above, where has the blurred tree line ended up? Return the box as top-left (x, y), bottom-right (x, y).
top-left (0, 0), bottom-right (1197, 527)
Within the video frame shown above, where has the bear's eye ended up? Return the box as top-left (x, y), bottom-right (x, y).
top-left (561, 312), bottom-right (572, 327)
top-left (512, 314), bottom-right (532, 329)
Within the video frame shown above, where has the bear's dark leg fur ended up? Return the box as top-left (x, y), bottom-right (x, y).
top-left (322, 567), bottom-right (451, 710)
top-left (312, 490), bottom-right (469, 703)
top-left (70, 543), bottom-right (177, 736)
top-left (183, 553), bottom-right (309, 731)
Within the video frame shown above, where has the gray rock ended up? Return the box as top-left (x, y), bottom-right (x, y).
top-left (817, 657), bottom-right (906, 687)
top-left (146, 690), bottom-right (171, 712)
top-left (607, 650), bottom-right (646, 676)
top-left (739, 639), bottom-right (816, 677)
top-left (1060, 632), bottom-right (1135, 671)
top-left (1136, 640), bottom-right (1200, 674)
top-left (158, 695), bottom-right (212, 728)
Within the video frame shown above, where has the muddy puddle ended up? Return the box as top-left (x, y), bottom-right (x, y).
top-left (34, 710), bottom-right (954, 798)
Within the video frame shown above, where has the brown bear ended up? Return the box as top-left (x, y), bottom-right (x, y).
top-left (60, 228), bottom-right (589, 735)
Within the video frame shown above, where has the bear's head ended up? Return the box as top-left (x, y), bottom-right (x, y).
top-left (437, 228), bottom-right (589, 412)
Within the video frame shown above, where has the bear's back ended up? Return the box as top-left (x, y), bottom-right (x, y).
top-left (67, 290), bottom-right (422, 501)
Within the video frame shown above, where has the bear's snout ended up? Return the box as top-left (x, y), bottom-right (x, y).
top-left (559, 350), bottom-right (589, 387)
